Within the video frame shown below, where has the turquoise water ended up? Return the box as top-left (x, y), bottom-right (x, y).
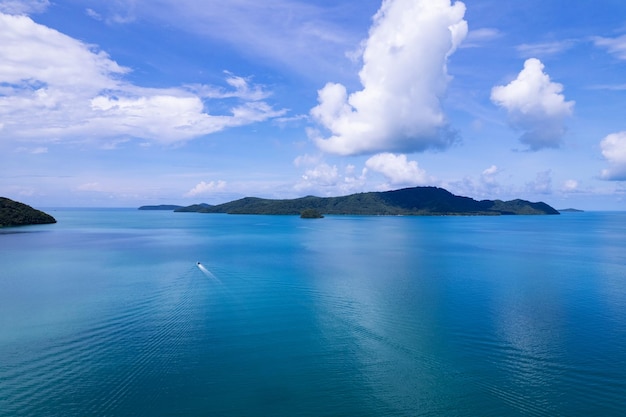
top-left (1, 209), bottom-right (625, 416)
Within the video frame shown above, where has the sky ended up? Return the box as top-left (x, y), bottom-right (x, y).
top-left (1, 0), bottom-right (626, 210)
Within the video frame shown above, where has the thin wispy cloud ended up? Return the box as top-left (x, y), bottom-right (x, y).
top-left (0, 0), bottom-right (49, 14)
top-left (462, 28), bottom-right (501, 48)
top-left (517, 40), bottom-right (576, 57)
top-left (593, 34), bottom-right (626, 60)
top-left (89, 0), bottom-right (362, 81)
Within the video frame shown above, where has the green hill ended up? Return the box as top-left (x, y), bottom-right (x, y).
top-left (138, 205), bottom-right (183, 210)
top-left (174, 186), bottom-right (559, 216)
top-left (0, 197), bottom-right (57, 227)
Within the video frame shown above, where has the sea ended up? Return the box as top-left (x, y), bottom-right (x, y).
top-left (1, 208), bottom-right (625, 416)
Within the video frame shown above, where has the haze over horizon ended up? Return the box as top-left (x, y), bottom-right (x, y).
top-left (2, 0), bottom-right (626, 210)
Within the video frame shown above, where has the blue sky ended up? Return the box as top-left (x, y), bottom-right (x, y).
top-left (1, 0), bottom-right (626, 209)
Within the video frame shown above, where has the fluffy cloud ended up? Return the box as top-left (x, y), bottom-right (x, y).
top-left (294, 160), bottom-right (368, 195)
top-left (563, 179), bottom-right (579, 191)
top-left (491, 58), bottom-right (574, 150)
top-left (310, 0), bottom-right (467, 156)
top-left (365, 153), bottom-right (429, 186)
top-left (600, 132), bottom-right (626, 180)
top-left (481, 165), bottom-right (500, 186)
top-left (0, 13), bottom-right (284, 145)
top-left (300, 163), bottom-right (339, 187)
top-left (185, 180), bottom-right (227, 197)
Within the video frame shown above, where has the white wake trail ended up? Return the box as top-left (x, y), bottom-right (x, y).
top-left (196, 262), bottom-right (222, 284)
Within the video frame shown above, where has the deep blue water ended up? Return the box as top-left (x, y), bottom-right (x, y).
top-left (1, 209), bottom-right (625, 416)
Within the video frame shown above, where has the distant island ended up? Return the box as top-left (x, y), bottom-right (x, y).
top-left (138, 204), bottom-right (184, 210)
top-left (173, 186), bottom-right (559, 216)
top-left (559, 208), bottom-right (584, 213)
top-left (0, 197), bottom-right (57, 227)
top-left (300, 208), bottom-right (324, 219)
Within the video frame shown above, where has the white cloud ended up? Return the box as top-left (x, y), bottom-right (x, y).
top-left (97, 0), bottom-right (359, 80)
top-left (301, 163), bottom-right (339, 187)
top-left (0, 0), bottom-right (49, 15)
top-left (185, 180), bottom-right (227, 197)
top-left (594, 34), bottom-right (626, 60)
top-left (76, 182), bottom-right (103, 192)
top-left (0, 13), bottom-right (285, 145)
top-left (84, 1), bottom-right (136, 25)
top-left (293, 153), bottom-right (323, 168)
top-left (526, 170), bottom-right (552, 195)
top-left (517, 40), bottom-right (576, 57)
top-left (295, 162), bottom-right (368, 195)
top-left (187, 72), bottom-right (272, 101)
top-left (462, 28), bottom-right (501, 48)
top-left (600, 132), bottom-right (626, 181)
top-left (14, 146), bottom-right (47, 154)
top-left (310, 0), bottom-right (467, 156)
top-left (365, 153), bottom-right (429, 186)
top-left (563, 179), bottom-right (579, 191)
top-left (491, 58), bottom-right (574, 150)
top-left (481, 165), bottom-right (500, 186)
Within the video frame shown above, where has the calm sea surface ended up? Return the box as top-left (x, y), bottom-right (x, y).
top-left (1, 209), bottom-right (625, 416)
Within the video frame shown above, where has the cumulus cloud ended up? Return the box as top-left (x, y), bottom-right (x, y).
top-left (294, 160), bottom-right (368, 195)
top-left (310, 0), bottom-right (467, 156)
top-left (481, 165), bottom-right (500, 186)
top-left (300, 163), bottom-right (339, 187)
top-left (600, 132), bottom-right (626, 180)
top-left (0, 13), bottom-right (285, 145)
top-left (491, 58), bottom-right (574, 150)
top-left (365, 153), bottom-right (429, 186)
top-left (185, 180), bottom-right (227, 197)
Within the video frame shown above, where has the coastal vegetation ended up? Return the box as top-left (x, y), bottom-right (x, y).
top-left (0, 197), bottom-right (56, 227)
top-left (138, 205), bottom-right (183, 210)
top-left (173, 186), bottom-right (559, 216)
top-left (300, 208), bottom-right (324, 219)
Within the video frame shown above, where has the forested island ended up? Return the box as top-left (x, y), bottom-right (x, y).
top-left (138, 205), bottom-right (183, 210)
top-left (0, 197), bottom-right (57, 227)
top-left (173, 186), bottom-right (559, 216)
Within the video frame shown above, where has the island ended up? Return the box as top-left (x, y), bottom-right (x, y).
top-left (559, 208), bottom-right (584, 213)
top-left (0, 197), bottom-right (57, 227)
top-left (174, 186), bottom-right (559, 216)
top-left (300, 208), bottom-right (324, 219)
top-left (138, 205), bottom-right (184, 211)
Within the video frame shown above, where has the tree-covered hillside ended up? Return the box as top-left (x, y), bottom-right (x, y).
top-left (0, 197), bottom-right (57, 227)
top-left (174, 186), bottom-right (559, 216)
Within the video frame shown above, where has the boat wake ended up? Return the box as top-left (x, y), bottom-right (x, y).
top-left (196, 262), bottom-right (222, 284)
